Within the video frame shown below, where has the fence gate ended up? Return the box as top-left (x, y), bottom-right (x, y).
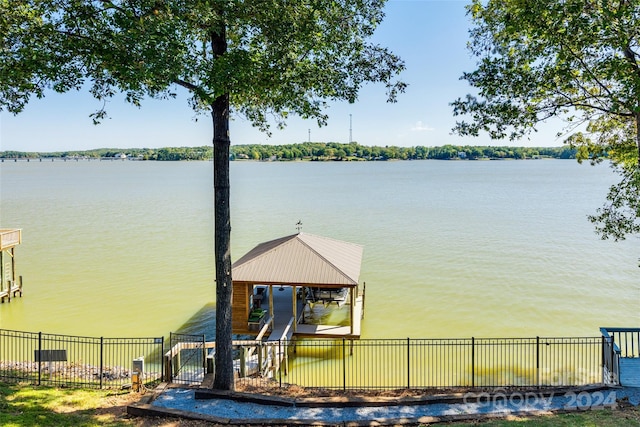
top-left (167, 333), bottom-right (206, 385)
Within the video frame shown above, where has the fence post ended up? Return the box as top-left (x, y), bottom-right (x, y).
top-left (166, 332), bottom-right (174, 383)
top-left (611, 334), bottom-right (617, 384)
top-left (343, 338), bottom-right (346, 391)
top-left (536, 336), bottom-right (540, 388)
top-left (37, 331), bottom-right (42, 386)
top-left (201, 335), bottom-right (206, 370)
top-left (99, 337), bottom-right (104, 389)
top-left (407, 338), bottom-right (410, 389)
top-left (278, 339), bottom-right (282, 388)
top-left (471, 337), bottom-right (475, 388)
top-left (161, 336), bottom-right (166, 382)
top-left (601, 335), bottom-right (606, 384)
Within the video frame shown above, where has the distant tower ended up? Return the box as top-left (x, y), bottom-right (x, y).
top-left (308, 129), bottom-right (311, 142)
top-left (349, 114), bottom-right (353, 143)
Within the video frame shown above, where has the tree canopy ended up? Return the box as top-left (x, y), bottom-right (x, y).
top-left (1, 0), bottom-right (405, 389)
top-left (452, 0), bottom-right (640, 244)
top-left (2, 0), bottom-right (405, 126)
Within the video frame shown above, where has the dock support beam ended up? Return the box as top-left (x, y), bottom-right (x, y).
top-left (0, 229), bottom-right (22, 303)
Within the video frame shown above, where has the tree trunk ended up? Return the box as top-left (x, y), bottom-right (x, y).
top-left (211, 95), bottom-right (234, 391)
top-left (636, 112), bottom-right (640, 167)
top-left (211, 24), bottom-right (234, 391)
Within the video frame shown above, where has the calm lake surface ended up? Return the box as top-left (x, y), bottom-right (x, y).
top-left (0, 159), bottom-right (638, 339)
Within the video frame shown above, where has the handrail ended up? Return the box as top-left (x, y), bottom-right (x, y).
top-left (601, 328), bottom-right (622, 355)
top-left (601, 327), bottom-right (639, 358)
top-left (268, 317), bottom-right (295, 342)
top-left (245, 316), bottom-right (272, 361)
top-left (599, 328), bottom-right (621, 354)
top-left (601, 327), bottom-right (640, 333)
top-left (255, 316), bottom-right (272, 341)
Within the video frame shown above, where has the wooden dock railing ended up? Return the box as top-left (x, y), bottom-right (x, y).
top-left (164, 317), bottom-right (294, 384)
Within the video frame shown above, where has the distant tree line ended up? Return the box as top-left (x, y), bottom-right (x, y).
top-left (0, 146), bottom-right (213, 160)
top-left (230, 142), bottom-right (576, 161)
top-left (0, 143), bottom-right (578, 161)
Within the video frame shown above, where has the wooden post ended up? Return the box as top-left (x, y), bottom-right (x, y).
top-left (362, 282), bottom-right (366, 319)
top-left (272, 344), bottom-right (278, 373)
top-left (269, 286), bottom-right (274, 328)
top-left (284, 340), bottom-right (289, 375)
top-left (0, 250), bottom-right (4, 297)
top-left (350, 287), bottom-right (355, 336)
top-left (164, 355), bottom-right (173, 383)
top-left (292, 286), bottom-right (297, 332)
top-left (239, 346), bottom-right (246, 378)
top-left (10, 247), bottom-right (15, 286)
top-left (173, 345), bottom-right (181, 378)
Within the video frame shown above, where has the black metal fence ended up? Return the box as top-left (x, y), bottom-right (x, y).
top-left (1, 329), bottom-right (616, 391)
top-left (228, 336), bottom-right (612, 390)
top-left (0, 329), bottom-right (164, 389)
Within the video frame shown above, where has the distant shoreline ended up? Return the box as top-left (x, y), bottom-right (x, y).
top-left (0, 156), bottom-right (573, 163)
top-left (0, 142), bottom-right (578, 162)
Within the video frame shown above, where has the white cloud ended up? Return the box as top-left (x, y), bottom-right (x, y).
top-left (411, 121), bottom-right (435, 132)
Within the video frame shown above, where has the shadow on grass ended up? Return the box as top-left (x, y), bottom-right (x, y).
top-left (0, 381), bottom-right (137, 426)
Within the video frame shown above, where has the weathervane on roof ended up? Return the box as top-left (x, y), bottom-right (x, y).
top-left (296, 220), bottom-right (303, 233)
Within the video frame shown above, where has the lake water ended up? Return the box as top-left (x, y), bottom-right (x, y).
top-left (0, 159), bottom-right (638, 339)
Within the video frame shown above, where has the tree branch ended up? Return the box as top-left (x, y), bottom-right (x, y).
top-left (560, 40), bottom-right (617, 100)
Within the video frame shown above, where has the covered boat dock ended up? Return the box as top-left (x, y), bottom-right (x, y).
top-left (231, 232), bottom-right (365, 340)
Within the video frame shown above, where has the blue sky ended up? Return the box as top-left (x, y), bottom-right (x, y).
top-left (0, 0), bottom-right (566, 152)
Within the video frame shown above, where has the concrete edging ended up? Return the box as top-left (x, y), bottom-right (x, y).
top-left (193, 384), bottom-right (614, 407)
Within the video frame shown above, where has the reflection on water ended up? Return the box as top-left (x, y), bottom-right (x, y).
top-left (175, 303), bottom-right (216, 340)
top-left (284, 337), bottom-right (603, 389)
top-left (301, 303), bottom-right (350, 327)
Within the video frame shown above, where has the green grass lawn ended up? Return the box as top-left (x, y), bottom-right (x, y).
top-left (448, 407), bottom-right (640, 427)
top-left (1, 381), bottom-right (639, 426)
top-left (0, 382), bottom-right (136, 426)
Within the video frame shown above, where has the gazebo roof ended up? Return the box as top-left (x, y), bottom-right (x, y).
top-left (232, 232), bottom-right (363, 287)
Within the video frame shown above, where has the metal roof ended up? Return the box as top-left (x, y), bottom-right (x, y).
top-left (232, 232), bottom-right (363, 287)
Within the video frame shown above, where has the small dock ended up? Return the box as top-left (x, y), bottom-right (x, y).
top-left (0, 229), bottom-right (23, 303)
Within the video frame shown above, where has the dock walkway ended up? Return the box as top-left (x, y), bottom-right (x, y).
top-left (266, 287), bottom-right (301, 341)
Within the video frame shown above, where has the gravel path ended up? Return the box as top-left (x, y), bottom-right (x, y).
top-left (148, 387), bottom-right (640, 424)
